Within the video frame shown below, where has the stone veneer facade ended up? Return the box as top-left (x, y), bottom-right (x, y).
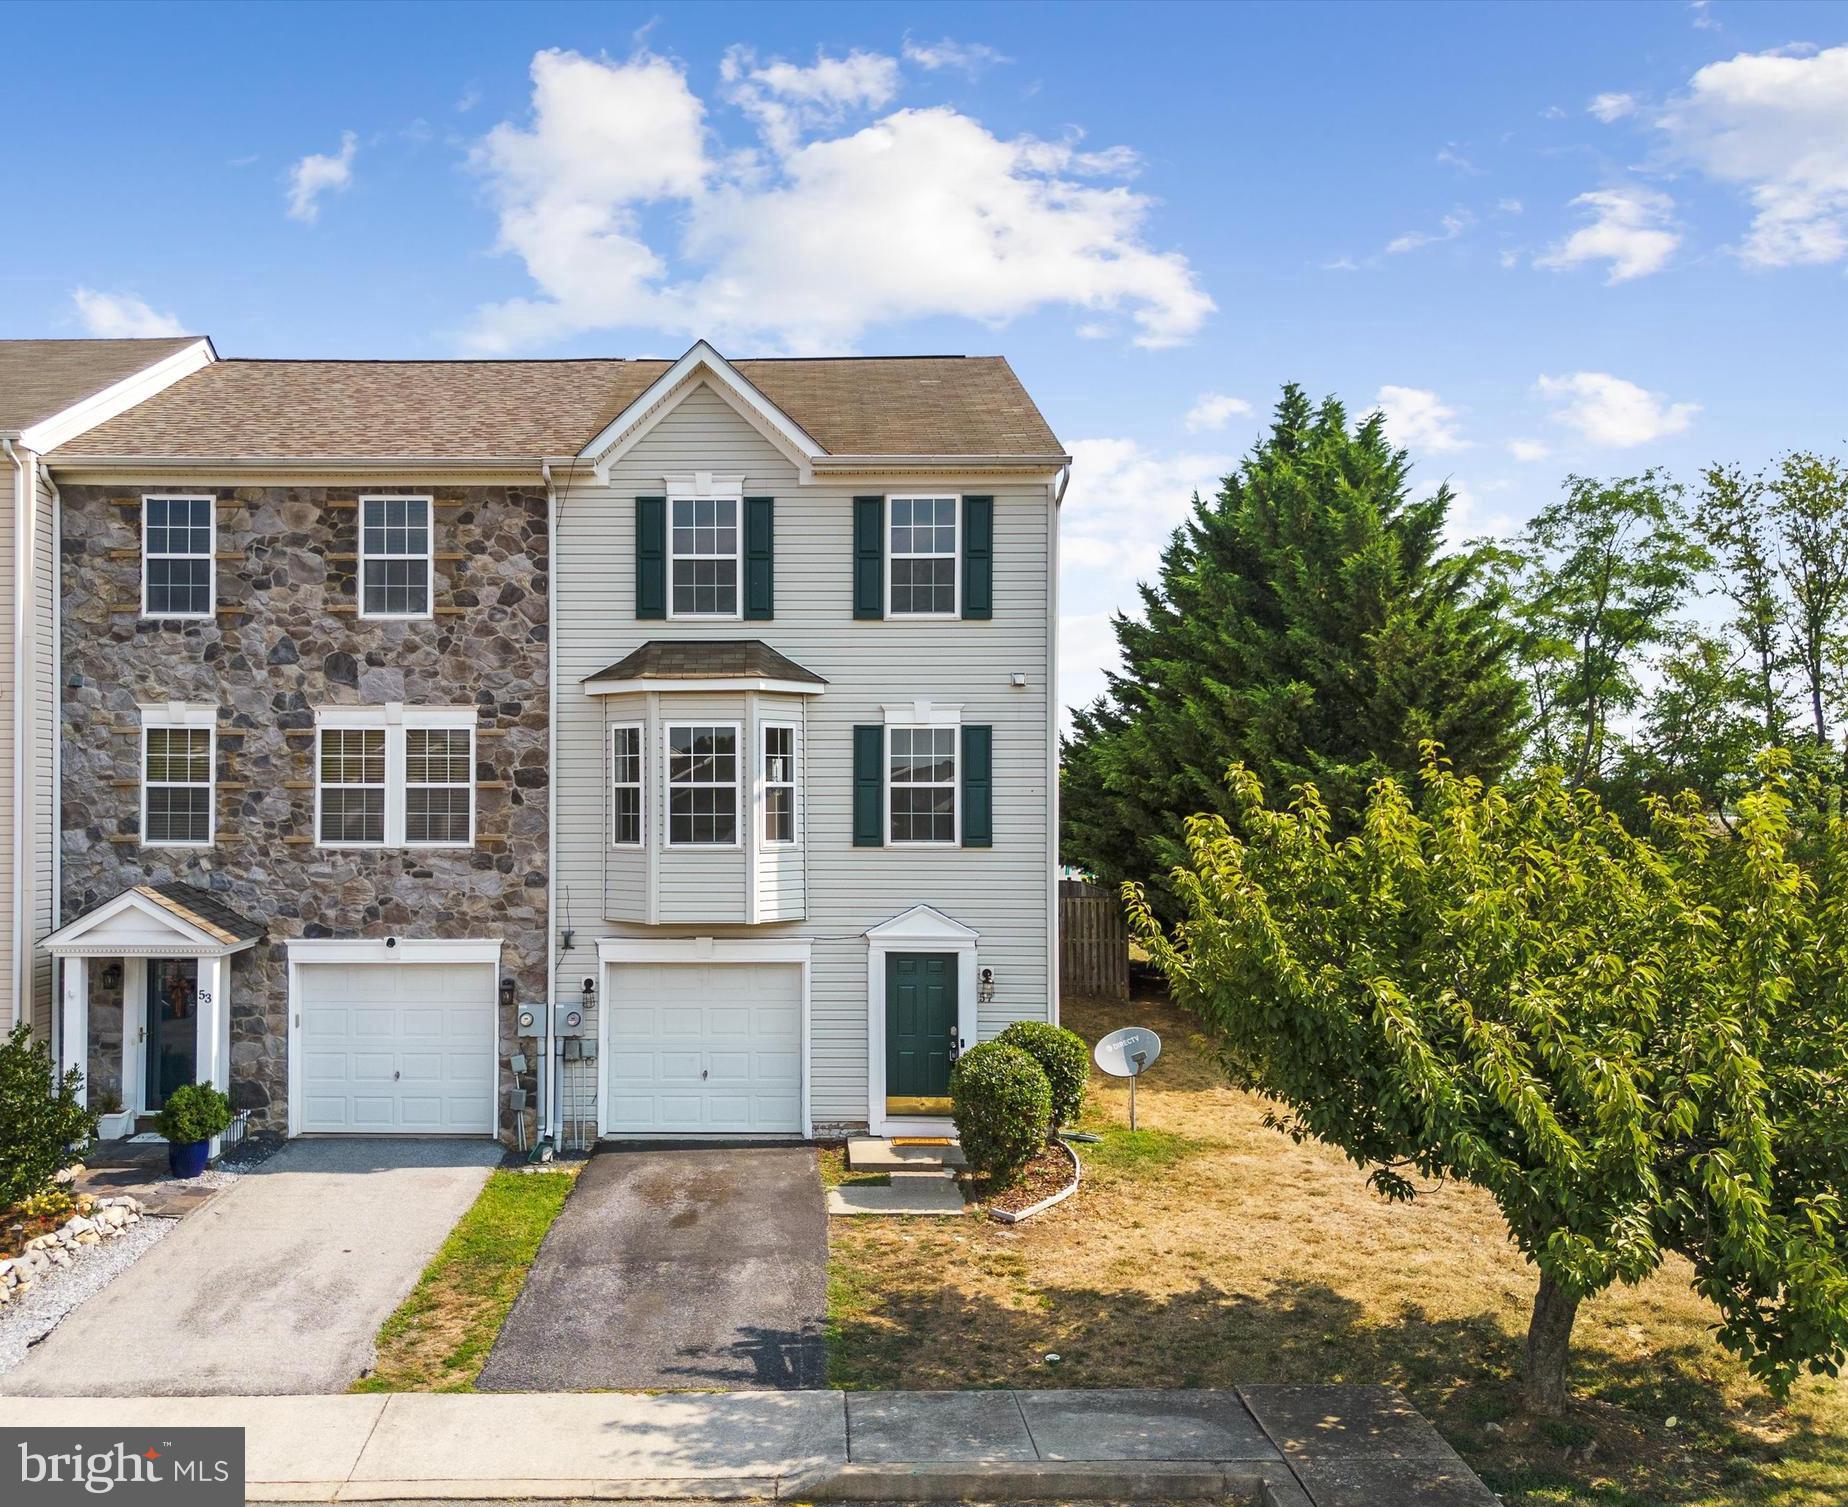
top-left (59, 483), bottom-right (549, 1136)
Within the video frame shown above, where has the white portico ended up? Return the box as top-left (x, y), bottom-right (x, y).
top-left (41, 882), bottom-right (260, 1128)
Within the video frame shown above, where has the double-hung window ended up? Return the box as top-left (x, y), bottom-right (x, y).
top-left (143, 495), bottom-right (215, 619)
top-left (610, 724), bottom-right (644, 847)
top-left (316, 707), bottom-right (475, 848)
top-left (888, 496), bottom-right (958, 616)
top-left (888, 725), bottom-right (958, 844)
top-left (669, 497), bottom-right (739, 616)
top-left (666, 724), bottom-right (739, 845)
top-left (140, 705), bottom-right (216, 846)
top-left (763, 724), bottom-right (797, 845)
top-left (359, 495), bottom-right (433, 619)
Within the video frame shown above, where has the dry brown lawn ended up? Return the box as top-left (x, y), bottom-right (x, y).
top-left (826, 994), bottom-right (1848, 1507)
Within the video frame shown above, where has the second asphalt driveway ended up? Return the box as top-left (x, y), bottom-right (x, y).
top-left (480, 1145), bottom-right (827, 1391)
top-left (1, 1139), bottom-right (499, 1397)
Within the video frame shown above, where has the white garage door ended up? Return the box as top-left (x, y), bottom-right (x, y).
top-left (604, 962), bottom-right (802, 1134)
top-left (296, 961), bottom-right (496, 1134)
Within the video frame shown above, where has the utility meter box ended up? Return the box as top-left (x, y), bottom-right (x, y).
top-left (516, 1003), bottom-right (542, 1036)
top-left (554, 1000), bottom-right (587, 1035)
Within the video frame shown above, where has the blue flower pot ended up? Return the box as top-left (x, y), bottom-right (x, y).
top-left (167, 1139), bottom-right (210, 1179)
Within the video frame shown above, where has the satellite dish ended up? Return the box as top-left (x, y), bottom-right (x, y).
top-left (1093, 1027), bottom-right (1161, 1078)
top-left (1093, 1027), bottom-right (1162, 1130)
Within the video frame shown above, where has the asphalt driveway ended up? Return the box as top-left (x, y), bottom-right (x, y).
top-left (479, 1145), bottom-right (826, 1391)
top-left (0, 1138), bottom-right (500, 1396)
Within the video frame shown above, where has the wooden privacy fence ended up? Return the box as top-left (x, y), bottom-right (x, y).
top-left (1060, 879), bottom-right (1130, 999)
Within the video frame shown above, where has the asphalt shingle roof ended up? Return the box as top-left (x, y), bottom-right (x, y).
top-left (52, 354), bottom-right (1063, 461)
top-left (0, 337), bottom-right (201, 435)
top-left (584, 639), bottom-right (828, 686)
top-left (139, 882), bottom-right (266, 946)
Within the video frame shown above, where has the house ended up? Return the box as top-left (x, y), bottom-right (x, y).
top-left (17, 338), bottom-right (1067, 1145)
top-left (0, 337), bottom-right (216, 1044)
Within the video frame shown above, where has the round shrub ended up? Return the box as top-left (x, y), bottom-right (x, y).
top-left (950, 1041), bottom-right (1052, 1185)
top-left (154, 1082), bottom-right (233, 1145)
top-left (996, 1021), bottom-right (1089, 1133)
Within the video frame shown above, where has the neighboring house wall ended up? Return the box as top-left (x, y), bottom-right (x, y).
top-left (58, 480), bottom-right (550, 1130)
top-left (556, 382), bottom-right (1057, 1130)
top-left (0, 454), bottom-right (14, 1030)
top-left (31, 464), bottom-right (57, 1034)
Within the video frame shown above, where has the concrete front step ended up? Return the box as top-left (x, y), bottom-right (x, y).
top-left (847, 1137), bottom-right (967, 1172)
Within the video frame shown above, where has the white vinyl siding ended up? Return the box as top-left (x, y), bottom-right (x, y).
top-left (557, 379), bottom-right (1055, 1126)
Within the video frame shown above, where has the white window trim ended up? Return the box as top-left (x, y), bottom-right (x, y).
top-left (313, 704), bottom-right (476, 850)
top-left (760, 719), bottom-right (800, 849)
top-left (137, 702), bottom-right (217, 849)
top-left (666, 494), bottom-right (744, 622)
top-left (886, 723), bottom-right (960, 849)
top-left (664, 720), bottom-right (743, 849)
top-left (141, 494), bottom-right (216, 621)
top-left (405, 724), bottom-right (476, 849)
top-left (886, 493), bottom-right (961, 620)
top-left (610, 722), bottom-right (645, 848)
top-left (357, 493), bottom-right (436, 622)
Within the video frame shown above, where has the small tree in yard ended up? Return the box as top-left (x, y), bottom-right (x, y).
top-left (0, 1022), bottom-right (95, 1211)
top-left (1128, 749), bottom-right (1848, 1414)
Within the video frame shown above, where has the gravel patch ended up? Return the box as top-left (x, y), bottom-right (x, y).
top-left (0, 1216), bottom-right (173, 1375)
top-left (152, 1168), bottom-right (242, 1193)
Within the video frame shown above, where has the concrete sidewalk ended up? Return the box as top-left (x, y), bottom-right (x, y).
top-left (0, 1386), bottom-right (1498, 1505)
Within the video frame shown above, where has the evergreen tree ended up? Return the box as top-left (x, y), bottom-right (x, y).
top-left (1063, 385), bottom-right (1525, 901)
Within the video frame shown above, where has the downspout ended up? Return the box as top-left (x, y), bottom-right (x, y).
top-left (1047, 464), bottom-right (1066, 1026)
top-left (541, 459), bottom-right (559, 1147)
top-left (3, 438), bottom-right (27, 1034)
top-left (44, 464), bottom-right (62, 1048)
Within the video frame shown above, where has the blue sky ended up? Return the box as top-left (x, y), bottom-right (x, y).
top-left (5, 1), bottom-right (1846, 717)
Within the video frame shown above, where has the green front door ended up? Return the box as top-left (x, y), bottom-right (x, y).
top-left (886, 952), bottom-right (957, 1115)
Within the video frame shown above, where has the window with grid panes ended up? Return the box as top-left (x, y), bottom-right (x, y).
top-left (667, 724), bottom-right (738, 844)
top-left (669, 497), bottom-right (739, 615)
top-left (360, 496), bottom-right (432, 617)
top-left (405, 727), bottom-right (472, 844)
top-left (610, 724), bottom-right (643, 846)
top-left (888, 496), bottom-right (957, 615)
top-left (143, 496), bottom-right (214, 618)
top-left (764, 725), bottom-right (796, 844)
top-left (318, 727), bottom-right (387, 844)
top-left (888, 725), bottom-right (957, 843)
top-left (143, 727), bottom-right (212, 844)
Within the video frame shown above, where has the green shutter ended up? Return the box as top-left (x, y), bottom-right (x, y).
top-left (853, 725), bottom-right (884, 846)
top-left (961, 724), bottom-right (992, 848)
top-left (853, 496), bottom-right (884, 619)
top-left (744, 496), bottom-right (774, 620)
top-left (962, 495), bottom-right (993, 620)
top-left (635, 496), bottom-right (666, 620)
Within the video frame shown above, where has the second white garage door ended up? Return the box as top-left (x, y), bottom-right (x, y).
top-left (296, 961), bottom-right (497, 1134)
top-left (603, 962), bottom-right (802, 1134)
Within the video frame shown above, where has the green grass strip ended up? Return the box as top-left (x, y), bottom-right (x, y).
top-left (353, 1168), bottom-right (574, 1393)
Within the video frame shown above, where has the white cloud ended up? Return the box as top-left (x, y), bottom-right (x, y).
top-left (721, 46), bottom-right (900, 155)
top-left (1433, 477), bottom-right (1520, 549)
top-left (467, 49), bottom-right (1213, 354)
top-left (71, 288), bottom-right (186, 338)
top-left (1436, 145), bottom-right (1481, 175)
top-left (1497, 197), bottom-right (1524, 215)
top-left (1588, 92), bottom-right (1639, 123)
top-left (1508, 437), bottom-right (1551, 462)
top-left (1536, 185), bottom-right (1680, 281)
top-left (1689, 1), bottom-right (1720, 31)
top-left (1659, 44), bottom-right (1848, 267)
top-left (1372, 386), bottom-right (1468, 454)
top-left (902, 36), bottom-right (1009, 75)
top-left (456, 84), bottom-right (482, 114)
top-left (286, 130), bottom-right (357, 223)
top-left (1184, 392), bottom-right (1252, 432)
top-left (1536, 371), bottom-right (1699, 447)
top-left (1385, 209), bottom-right (1472, 255)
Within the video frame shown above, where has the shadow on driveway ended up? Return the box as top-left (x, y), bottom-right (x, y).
top-left (479, 1145), bottom-right (826, 1391)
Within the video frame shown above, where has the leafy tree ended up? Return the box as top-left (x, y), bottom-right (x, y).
top-left (1063, 385), bottom-right (1525, 904)
top-left (0, 1022), bottom-right (94, 1210)
top-left (1697, 464), bottom-right (1791, 745)
top-left (1765, 452), bottom-right (1848, 744)
top-left (1608, 634), bottom-right (1761, 824)
top-left (1130, 751), bottom-right (1848, 1415)
top-left (1510, 472), bottom-right (1708, 787)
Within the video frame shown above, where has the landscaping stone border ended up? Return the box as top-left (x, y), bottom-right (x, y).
top-left (988, 1138), bottom-right (1081, 1224)
top-left (0, 1196), bottom-right (147, 1303)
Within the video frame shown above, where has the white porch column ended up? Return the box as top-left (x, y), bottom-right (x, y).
top-left (59, 958), bottom-right (88, 1107)
top-left (196, 954), bottom-right (230, 1156)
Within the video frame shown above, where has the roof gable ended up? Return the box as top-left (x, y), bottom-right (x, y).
top-left (42, 883), bottom-right (262, 958)
top-left (0, 337), bottom-right (213, 448)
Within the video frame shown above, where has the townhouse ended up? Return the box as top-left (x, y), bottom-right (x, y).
top-left (4, 336), bottom-right (1067, 1146)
